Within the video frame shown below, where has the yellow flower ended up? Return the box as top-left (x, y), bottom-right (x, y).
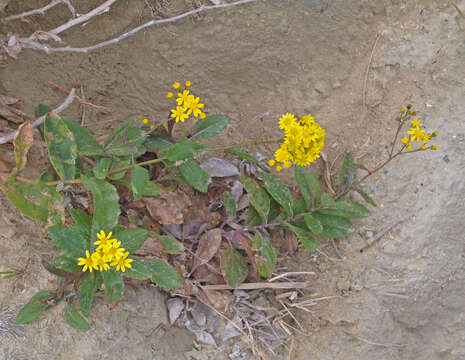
top-left (150, 124), bottom-right (156, 130)
top-left (274, 144), bottom-right (290, 163)
top-left (94, 230), bottom-right (115, 250)
top-left (299, 114), bottom-right (314, 126)
top-left (77, 250), bottom-right (97, 273)
top-left (103, 240), bottom-right (125, 262)
top-left (400, 107), bottom-right (405, 114)
top-left (432, 131), bottom-right (438, 137)
top-left (171, 106), bottom-right (189, 123)
top-left (268, 159), bottom-right (276, 166)
top-left (185, 81), bottom-right (191, 87)
top-left (402, 136), bottom-right (409, 144)
top-left (199, 112), bottom-right (206, 119)
top-left (431, 145), bottom-right (438, 150)
top-left (421, 144), bottom-right (427, 150)
top-left (276, 165), bottom-right (282, 172)
top-left (423, 133), bottom-right (431, 143)
top-left (407, 144), bottom-right (413, 151)
top-left (186, 96), bottom-right (205, 117)
top-left (173, 82), bottom-right (181, 89)
top-left (143, 118), bottom-right (149, 124)
top-left (111, 251), bottom-right (133, 272)
top-left (176, 90), bottom-right (191, 106)
top-left (407, 127), bottom-right (425, 142)
top-left (279, 113), bottom-right (296, 130)
top-left (92, 251), bottom-right (110, 271)
top-left (411, 118), bottom-right (421, 128)
top-left (167, 92), bottom-right (174, 98)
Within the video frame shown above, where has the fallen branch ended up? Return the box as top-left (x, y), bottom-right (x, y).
top-left (0, 89), bottom-right (75, 145)
top-left (5, 0), bottom-right (76, 21)
top-left (201, 281), bottom-right (308, 291)
top-left (18, 0), bottom-right (257, 54)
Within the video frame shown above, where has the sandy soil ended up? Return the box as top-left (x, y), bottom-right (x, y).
top-left (0, 0), bottom-right (464, 359)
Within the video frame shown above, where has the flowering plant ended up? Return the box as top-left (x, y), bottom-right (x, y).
top-left (0, 78), bottom-right (438, 332)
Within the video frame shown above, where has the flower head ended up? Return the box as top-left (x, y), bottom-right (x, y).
top-left (186, 96), bottom-right (205, 117)
top-left (185, 81), bottom-right (191, 87)
top-left (92, 251), bottom-right (110, 271)
top-left (110, 251), bottom-right (133, 273)
top-left (279, 113), bottom-right (296, 130)
top-left (176, 90), bottom-right (191, 106)
top-left (77, 250), bottom-right (98, 273)
top-left (171, 106), bottom-right (189, 123)
top-left (94, 230), bottom-right (115, 250)
top-left (173, 82), bottom-right (181, 89)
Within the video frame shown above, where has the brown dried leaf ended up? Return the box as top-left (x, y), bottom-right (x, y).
top-left (183, 205), bottom-right (221, 238)
top-left (193, 229), bottom-right (222, 269)
top-left (194, 256), bottom-right (224, 284)
top-left (0, 106), bottom-right (22, 124)
top-left (134, 236), bottom-right (165, 256)
top-left (143, 190), bottom-right (191, 225)
top-left (167, 297), bottom-right (185, 324)
top-left (13, 121), bottom-right (33, 174)
top-left (0, 95), bottom-right (19, 106)
top-left (203, 289), bottom-right (234, 312)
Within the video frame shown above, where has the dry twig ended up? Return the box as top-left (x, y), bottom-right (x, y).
top-left (16, 0), bottom-right (257, 54)
top-left (5, 0), bottom-right (76, 21)
top-left (201, 281), bottom-right (308, 291)
top-left (0, 89), bottom-right (75, 145)
top-left (363, 33), bottom-right (381, 109)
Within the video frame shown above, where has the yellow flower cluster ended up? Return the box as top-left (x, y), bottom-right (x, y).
top-left (268, 113), bottom-right (326, 171)
top-left (399, 106), bottom-right (438, 151)
top-left (77, 230), bottom-right (133, 273)
top-left (167, 81), bottom-right (206, 123)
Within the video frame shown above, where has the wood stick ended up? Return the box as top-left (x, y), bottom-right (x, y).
top-left (201, 281), bottom-right (308, 291)
top-left (0, 89), bottom-right (75, 145)
top-left (267, 272), bottom-right (315, 282)
top-left (5, 0), bottom-right (73, 21)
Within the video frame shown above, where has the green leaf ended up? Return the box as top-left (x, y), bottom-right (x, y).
top-left (285, 223), bottom-right (317, 251)
top-left (190, 114), bottom-right (230, 140)
top-left (311, 212), bottom-right (355, 238)
top-left (82, 177), bottom-right (120, 234)
top-left (242, 177), bottom-right (270, 223)
top-left (105, 125), bottom-right (146, 157)
top-left (142, 181), bottom-right (160, 197)
top-left (36, 104), bottom-right (51, 134)
top-left (159, 140), bottom-right (208, 164)
top-left (102, 270), bottom-right (124, 303)
top-left (139, 258), bottom-right (182, 290)
top-left (48, 224), bottom-right (89, 257)
top-left (179, 159), bottom-right (211, 193)
top-left (251, 232), bottom-right (276, 278)
top-left (113, 227), bottom-right (148, 253)
top-left (341, 153), bottom-right (355, 190)
top-left (295, 166), bottom-right (321, 210)
top-left (70, 209), bottom-right (92, 228)
top-left (144, 133), bottom-right (173, 149)
top-left (16, 290), bottom-right (55, 324)
top-left (159, 235), bottom-right (184, 254)
top-left (303, 213), bottom-right (323, 234)
top-left (93, 158), bottom-right (113, 180)
top-left (44, 114), bottom-right (78, 180)
top-left (0, 184), bottom-right (48, 222)
top-left (124, 258), bottom-right (153, 280)
top-left (355, 188), bottom-right (377, 207)
top-left (221, 246), bottom-right (248, 288)
top-left (79, 272), bottom-right (100, 317)
top-left (131, 163), bottom-right (149, 200)
top-left (261, 172), bottom-right (293, 217)
top-left (225, 148), bottom-right (259, 163)
top-left (63, 119), bottom-right (105, 156)
top-left (222, 192), bottom-right (237, 217)
top-left (64, 302), bottom-right (90, 331)
top-left (107, 159), bottom-right (131, 180)
top-left (247, 205), bottom-right (262, 226)
top-left (318, 197), bottom-right (371, 218)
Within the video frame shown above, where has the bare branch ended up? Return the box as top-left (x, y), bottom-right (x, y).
top-left (19, 0), bottom-right (257, 54)
top-left (49, 0), bottom-right (118, 36)
top-left (5, 0), bottom-right (75, 21)
top-left (0, 89), bottom-right (75, 145)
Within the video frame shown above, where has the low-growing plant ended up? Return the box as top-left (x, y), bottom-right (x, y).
top-left (0, 80), bottom-right (438, 331)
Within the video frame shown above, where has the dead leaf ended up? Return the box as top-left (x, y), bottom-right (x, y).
top-left (203, 289), bottom-right (234, 312)
top-left (193, 229), bottom-right (222, 269)
top-left (134, 236), bottom-right (165, 256)
top-left (0, 106), bottom-right (22, 124)
top-left (0, 95), bottom-right (20, 106)
top-left (167, 297), bottom-right (185, 324)
top-left (143, 190), bottom-right (191, 225)
top-left (183, 205), bottom-right (221, 238)
top-left (193, 256), bottom-right (224, 284)
top-left (200, 158), bottom-right (239, 177)
top-left (0, 119), bottom-right (8, 131)
top-left (222, 314), bottom-right (243, 342)
top-left (12, 121), bottom-right (33, 174)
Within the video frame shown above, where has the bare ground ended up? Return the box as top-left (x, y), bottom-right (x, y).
top-left (0, 0), bottom-right (464, 359)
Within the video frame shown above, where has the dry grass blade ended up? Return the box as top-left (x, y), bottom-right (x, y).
top-left (201, 281), bottom-right (308, 291)
top-left (268, 271), bottom-right (316, 282)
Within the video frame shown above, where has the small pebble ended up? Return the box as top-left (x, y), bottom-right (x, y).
top-left (443, 155), bottom-right (450, 163)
